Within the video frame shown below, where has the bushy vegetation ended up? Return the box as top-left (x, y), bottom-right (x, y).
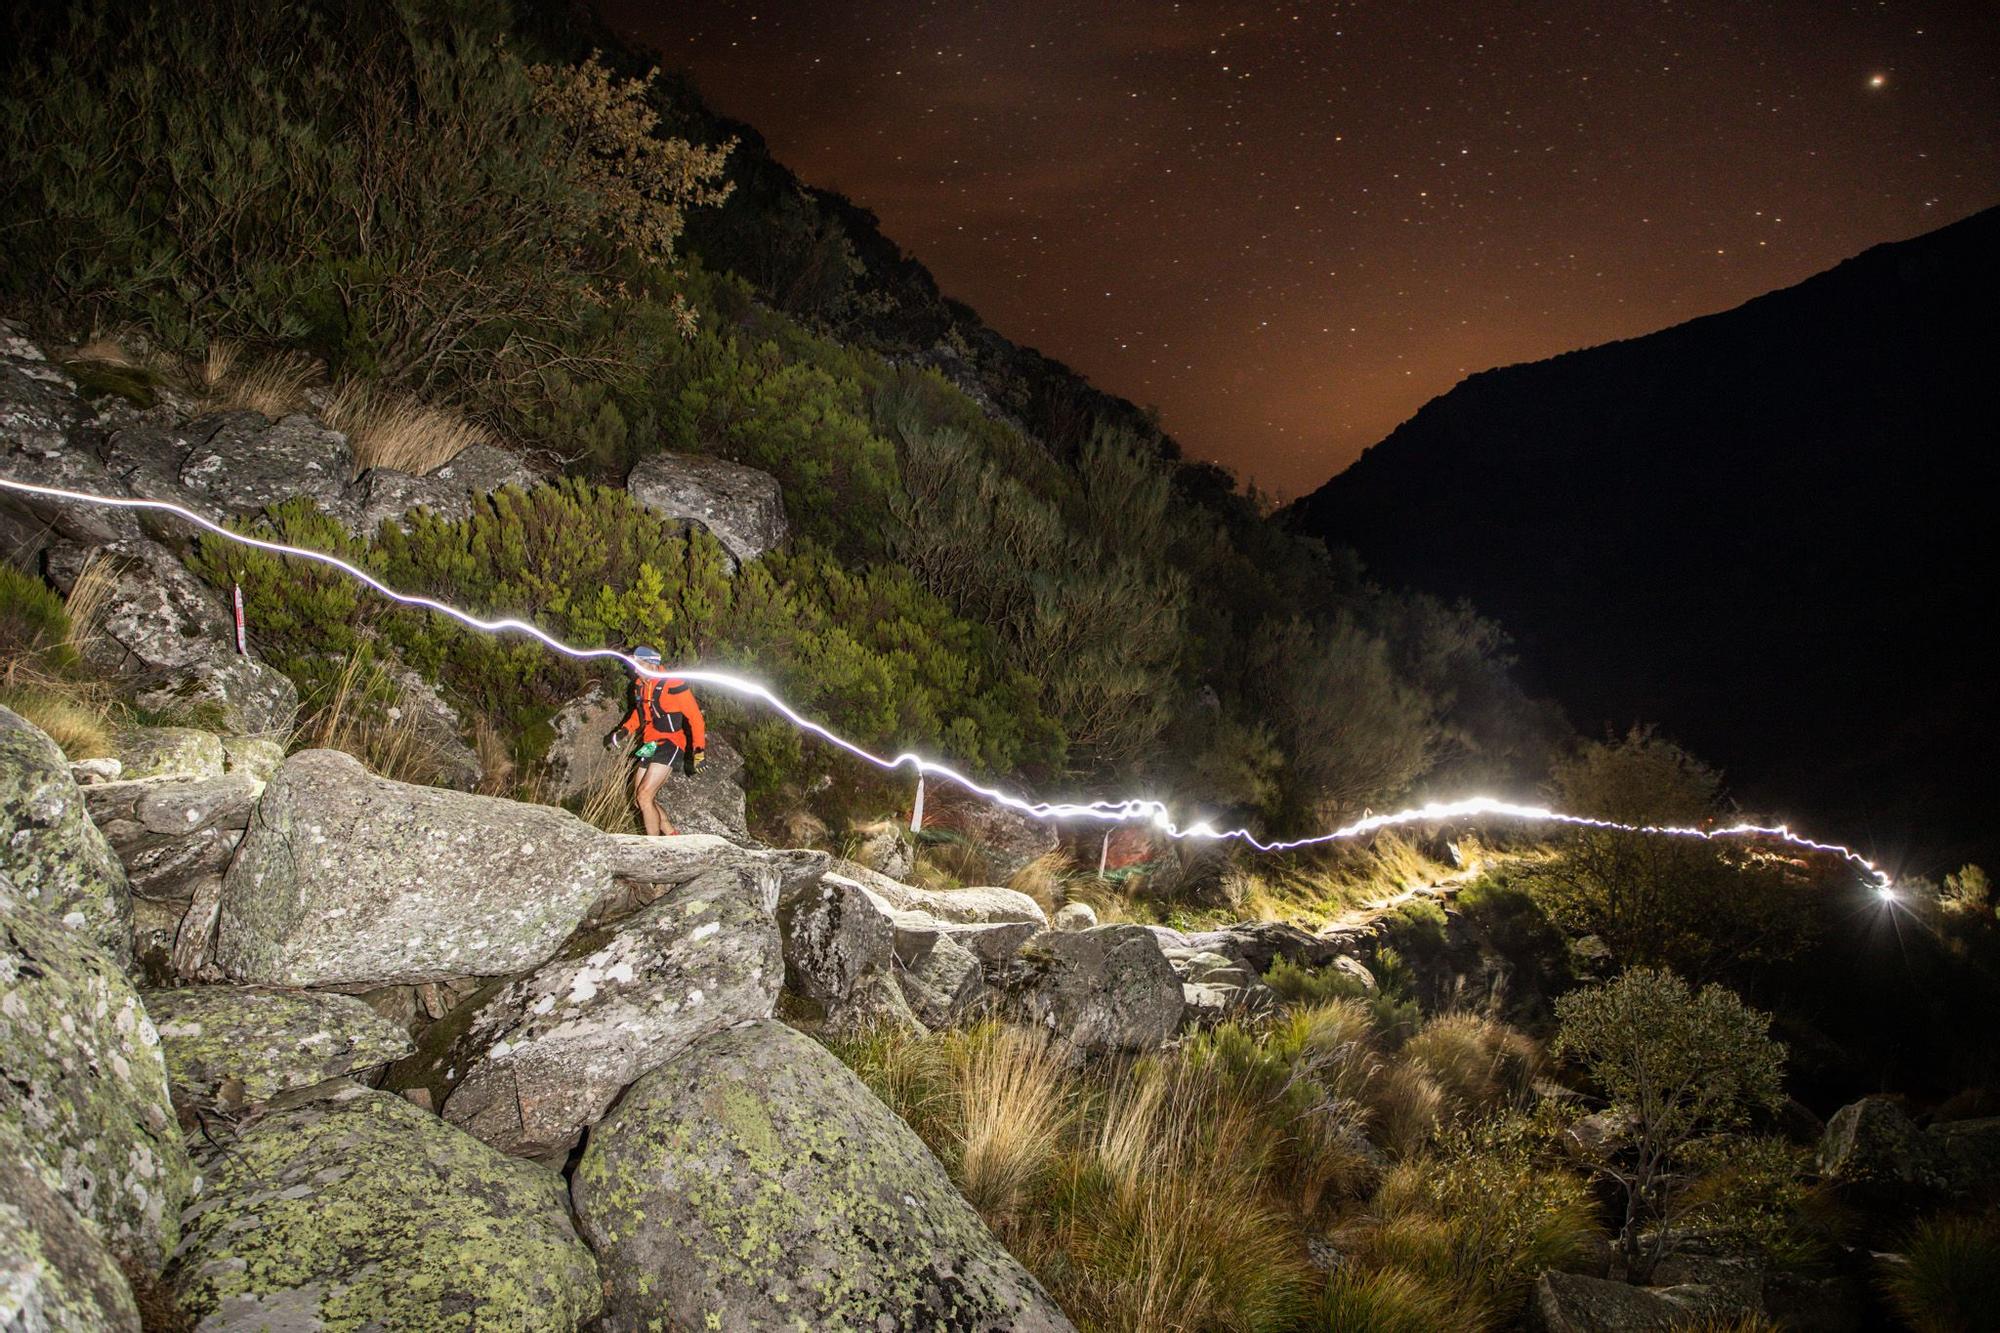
top-left (824, 1000), bottom-right (1586, 1332)
top-left (1553, 966), bottom-right (1788, 1281)
top-left (1528, 728), bottom-right (1822, 983)
top-left (183, 481), bottom-right (1058, 815)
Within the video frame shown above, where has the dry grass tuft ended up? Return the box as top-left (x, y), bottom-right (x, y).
top-left (298, 652), bottom-right (449, 785)
top-left (472, 717), bottom-right (518, 798)
top-left (183, 341), bottom-right (320, 416)
top-left (1007, 850), bottom-right (1072, 915)
top-left (60, 551), bottom-right (116, 661)
top-left (951, 1026), bottom-right (1071, 1222)
top-left (577, 752), bottom-right (640, 834)
top-left (71, 334), bottom-right (140, 367)
top-left (1366, 1061), bottom-right (1446, 1158)
top-left (0, 677), bottom-right (117, 759)
top-left (322, 378), bottom-right (492, 477)
top-left (1401, 1011), bottom-right (1540, 1118)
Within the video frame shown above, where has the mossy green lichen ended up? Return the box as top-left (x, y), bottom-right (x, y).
top-left (572, 1019), bottom-right (1072, 1332)
top-left (0, 1120), bottom-right (142, 1331)
top-left (173, 1082), bottom-right (601, 1331)
top-left (145, 985), bottom-right (414, 1106)
top-left (1, 705), bottom-right (134, 966)
top-left (0, 881), bottom-right (192, 1271)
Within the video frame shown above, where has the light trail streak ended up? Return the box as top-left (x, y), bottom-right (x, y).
top-left (0, 475), bottom-right (1896, 891)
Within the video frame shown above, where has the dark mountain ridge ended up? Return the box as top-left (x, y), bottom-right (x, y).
top-left (1289, 206), bottom-right (2000, 873)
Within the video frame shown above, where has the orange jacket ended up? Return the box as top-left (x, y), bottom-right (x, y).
top-left (619, 676), bottom-right (706, 751)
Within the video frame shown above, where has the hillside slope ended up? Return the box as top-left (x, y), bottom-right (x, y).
top-left (1289, 206), bottom-right (2000, 870)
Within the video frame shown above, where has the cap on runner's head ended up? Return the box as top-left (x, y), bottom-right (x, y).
top-left (631, 645), bottom-right (663, 665)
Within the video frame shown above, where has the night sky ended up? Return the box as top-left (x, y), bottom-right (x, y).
top-left (605, 1), bottom-right (2000, 495)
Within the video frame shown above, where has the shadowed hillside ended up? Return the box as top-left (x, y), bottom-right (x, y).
top-left (1289, 206), bottom-right (2000, 872)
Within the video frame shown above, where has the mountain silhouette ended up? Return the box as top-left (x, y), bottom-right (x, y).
top-left (1288, 206), bottom-right (2000, 875)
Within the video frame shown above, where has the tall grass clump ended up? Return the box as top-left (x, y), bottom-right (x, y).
top-left (950, 1026), bottom-right (1072, 1224)
top-left (0, 564), bottom-right (118, 757)
top-left (1879, 1212), bottom-right (2000, 1333)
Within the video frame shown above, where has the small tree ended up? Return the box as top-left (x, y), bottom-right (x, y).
top-left (1536, 728), bottom-right (1817, 979)
top-left (1552, 967), bottom-right (1786, 1281)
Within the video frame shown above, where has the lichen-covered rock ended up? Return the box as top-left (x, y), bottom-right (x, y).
top-left (115, 726), bottom-right (226, 782)
top-left (1184, 920), bottom-right (1340, 974)
top-left (0, 705), bottom-right (132, 965)
top-left (1819, 1096), bottom-right (1954, 1203)
top-left (626, 449), bottom-right (788, 565)
top-left (390, 869), bottom-right (782, 1162)
top-left (172, 1082), bottom-right (600, 1331)
top-left (45, 543), bottom-right (297, 736)
top-left (219, 735), bottom-right (284, 782)
top-left (1532, 1269), bottom-right (1747, 1331)
top-left (0, 879), bottom-right (192, 1270)
top-left (0, 1120), bottom-right (141, 1333)
top-left (572, 1020), bottom-right (1073, 1332)
top-left (130, 897), bottom-right (185, 989)
top-left (145, 987), bottom-right (413, 1112)
top-left (895, 931), bottom-right (988, 1030)
top-left (354, 442), bottom-right (533, 535)
top-left (779, 872), bottom-right (897, 1014)
top-left (216, 749), bottom-right (614, 986)
top-left (593, 834), bottom-right (828, 919)
top-left (994, 925), bottom-right (1184, 1058)
top-left (176, 411), bottom-right (353, 518)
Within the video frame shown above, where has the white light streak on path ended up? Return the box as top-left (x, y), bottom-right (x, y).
top-left (0, 476), bottom-right (1894, 891)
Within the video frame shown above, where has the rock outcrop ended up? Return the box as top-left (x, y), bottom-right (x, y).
top-left (353, 442), bottom-right (533, 534)
top-left (146, 986), bottom-right (413, 1112)
top-left (1533, 1268), bottom-right (1750, 1332)
top-left (626, 449), bottom-right (788, 565)
top-left (173, 1082), bottom-right (601, 1330)
top-left (993, 925), bottom-right (1184, 1057)
top-left (45, 540), bottom-right (297, 735)
top-left (390, 869), bottom-right (782, 1161)
top-left (0, 1120), bottom-right (141, 1333)
top-left (0, 706), bottom-right (132, 964)
top-left (572, 1020), bottom-right (1074, 1332)
top-left (1819, 1095), bottom-right (2000, 1205)
top-left (0, 878), bottom-right (193, 1271)
top-left (216, 749), bottom-right (613, 986)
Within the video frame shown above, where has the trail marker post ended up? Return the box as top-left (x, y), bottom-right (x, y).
top-left (232, 581), bottom-right (247, 655)
top-left (910, 772), bottom-right (925, 834)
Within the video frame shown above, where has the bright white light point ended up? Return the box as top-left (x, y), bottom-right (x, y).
top-left (1868, 73), bottom-right (1888, 89)
top-left (1876, 884), bottom-right (1898, 902)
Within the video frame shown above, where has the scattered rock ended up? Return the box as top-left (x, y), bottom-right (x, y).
top-left (994, 925), bottom-right (1184, 1058)
top-left (1184, 919), bottom-right (1338, 974)
top-left (0, 877), bottom-right (193, 1270)
top-left (915, 785), bottom-right (1061, 883)
top-left (0, 705), bottom-right (133, 965)
top-left (170, 875), bottom-right (226, 983)
top-left (1053, 901), bottom-right (1099, 931)
top-left (69, 756), bottom-right (122, 784)
top-left (0, 1120), bottom-right (141, 1333)
top-left (592, 833), bottom-right (828, 920)
top-left (138, 654), bottom-right (298, 738)
top-left (626, 449), bottom-right (789, 565)
top-left (90, 770), bottom-right (261, 901)
top-left (391, 869), bottom-right (782, 1162)
top-left (384, 665), bottom-right (481, 791)
top-left (146, 986), bottom-right (412, 1111)
top-left (173, 1082), bottom-right (600, 1331)
top-left (849, 823), bottom-right (915, 880)
top-left (572, 1020), bottom-right (1073, 1332)
top-left (216, 749), bottom-right (614, 986)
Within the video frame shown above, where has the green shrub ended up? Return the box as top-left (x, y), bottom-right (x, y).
top-left (187, 481), bottom-right (1059, 806)
top-left (1880, 1212), bottom-right (2000, 1333)
top-left (1386, 897), bottom-right (1449, 953)
top-left (0, 564), bottom-right (77, 670)
top-left (1679, 1136), bottom-right (1838, 1271)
